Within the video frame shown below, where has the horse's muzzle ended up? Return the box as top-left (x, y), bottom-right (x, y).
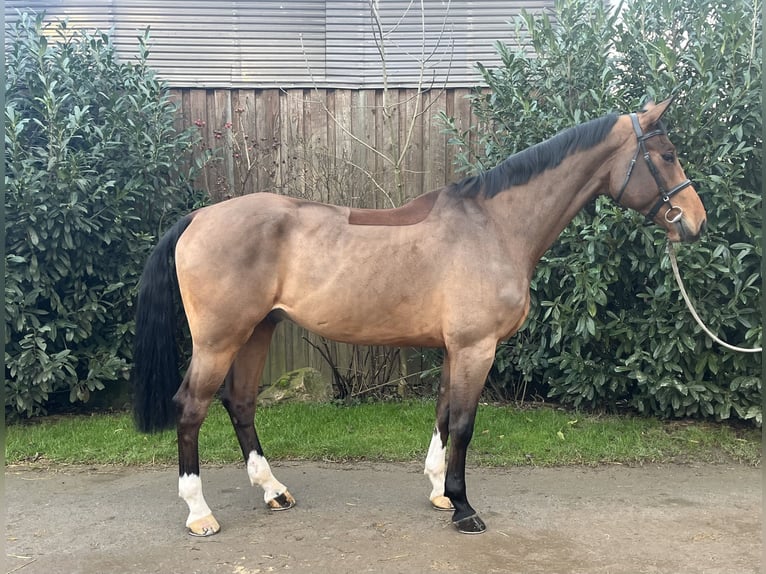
top-left (678, 217), bottom-right (706, 243)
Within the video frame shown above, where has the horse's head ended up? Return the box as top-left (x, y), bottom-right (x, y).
top-left (609, 97), bottom-right (707, 242)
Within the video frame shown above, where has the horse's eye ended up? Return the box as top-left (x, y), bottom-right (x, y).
top-left (662, 152), bottom-right (675, 163)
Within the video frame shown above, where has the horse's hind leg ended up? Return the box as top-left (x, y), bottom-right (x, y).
top-left (424, 351), bottom-right (454, 511)
top-left (221, 320), bottom-right (296, 512)
top-left (174, 349), bottom-right (236, 536)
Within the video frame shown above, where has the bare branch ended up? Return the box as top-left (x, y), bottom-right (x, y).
top-left (369, 2), bottom-right (390, 116)
top-left (379, 0), bottom-right (416, 38)
top-left (337, 157), bottom-right (398, 207)
top-left (397, 0), bottom-right (427, 167)
top-left (299, 33), bottom-right (395, 167)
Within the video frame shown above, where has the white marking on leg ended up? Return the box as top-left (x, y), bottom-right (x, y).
top-left (178, 473), bottom-right (213, 527)
top-left (424, 428), bottom-right (447, 501)
top-left (247, 451), bottom-right (288, 503)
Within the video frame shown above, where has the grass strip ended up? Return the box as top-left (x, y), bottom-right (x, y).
top-left (5, 400), bottom-right (760, 467)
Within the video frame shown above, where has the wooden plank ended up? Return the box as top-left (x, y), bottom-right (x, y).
top-left (390, 88), bottom-right (404, 205)
top-left (204, 89), bottom-right (226, 201)
top-left (333, 88), bottom-right (354, 206)
top-left (396, 88), bottom-right (410, 204)
top-left (283, 321), bottom-right (296, 380)
top-left (423, 88), bottom-right (447, 193)
top-left (188, 89), bottom-right (211, 195)
top-left (240, 101), bottom-right (257, 197)
top-left (168, 88), bottom-right (184, 133)
top-left (351, 89), bottom-right (374, 208)
top-left (321, 89), bottom-right (336, 205)
top-left (304, 88), bottom-right (326, 150)
top-left (172, 88), bottom-right (197, 187)
top-left (251, 89), bottom-right (262, 192)
top-left (212, 89), bottom-right (235, 198)
top-left (420, 89), bottom-right (433, 194)
top-left (358, 88), bottom-right (384, 208)
top-left (255, 88), bottom-right (281, 193)
top-left (267, 88), bottom-right (283, 192)
top-left (238, 89), bottom-right (259, 196)
top-left (403, 87), bottom-right (425, 202)
top-left (367, 90), bottom-right (391, 212)
top-left (397, 87), bottom-right (419, 205)
top-left (444, 88), bottom-right (461, 184)
top-left (179, 89), bottom-right (192, 132)
top-left (375, 88), bottom-right (398, 209)
top-left (437, 89), bottom-right (452, 189)
top-left (266, 322), bottom-right (288, 386)
top-left (461, 87), bottom-right (481, 167)
top-left (281, 89), bottom-right (305, 197)
top-left (302, 88), bottom-right (328, 203)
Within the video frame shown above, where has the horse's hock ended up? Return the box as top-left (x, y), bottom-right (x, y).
top-left (258, 367), bottom-right (333, 406)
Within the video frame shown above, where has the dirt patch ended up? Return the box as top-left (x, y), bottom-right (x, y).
top-left (5, 462), bottom-right (761, 574)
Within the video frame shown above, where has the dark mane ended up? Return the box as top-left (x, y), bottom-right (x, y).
top-left (448, 114), bottom-right (619, 198)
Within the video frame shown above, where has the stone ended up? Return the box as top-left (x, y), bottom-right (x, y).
top-left (258, 367), bottom-right (333, 406)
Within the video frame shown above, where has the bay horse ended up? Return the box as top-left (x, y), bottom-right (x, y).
top-left (132, 98), bottom-right (706, 536)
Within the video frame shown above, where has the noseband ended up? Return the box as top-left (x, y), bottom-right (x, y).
top-left (613, 113), bottom-right (692, 223)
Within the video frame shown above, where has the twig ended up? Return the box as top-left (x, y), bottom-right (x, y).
top-left (369, 1), bottom-right (390, 117)
top-left (349, 367), bottom-right (435, 398)
top-left (302, 336), bottom-right (362, 397)
top-left (8, 558), bottom-right (37, 573)
top-left (234, 99), bottom-right (258, 194)
top-left (379, 0), bottom-right (415, 39)
top-left (336, 157), bottom-right (398, 207)
top-left (299, 33), bottom-right (393, 166)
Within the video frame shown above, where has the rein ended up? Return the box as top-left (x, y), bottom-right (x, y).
top-left (667, 241), bottom-right (762, 353)
top-left (614, 113), bottom-right (693, 223)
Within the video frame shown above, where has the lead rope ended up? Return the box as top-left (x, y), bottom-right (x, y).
top-left (666, 241), bottom-right (762, 353)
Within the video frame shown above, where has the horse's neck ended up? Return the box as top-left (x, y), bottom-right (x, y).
top-left (485, 141), bottom-right (615, 268)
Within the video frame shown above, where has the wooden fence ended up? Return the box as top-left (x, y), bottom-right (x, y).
top-left (169, 86), bottom-right (482, 393)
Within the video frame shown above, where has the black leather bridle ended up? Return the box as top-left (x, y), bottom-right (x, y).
top-left (613, 113), bottom-right (693, 223)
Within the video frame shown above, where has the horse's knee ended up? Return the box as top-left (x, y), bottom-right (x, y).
top-left (173, 396), bottom-right (202, 426)
top-left (448, 412), bottom-right (476, 447)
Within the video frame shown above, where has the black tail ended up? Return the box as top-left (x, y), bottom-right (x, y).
top-left (132, 214), bottom-right (194, 433)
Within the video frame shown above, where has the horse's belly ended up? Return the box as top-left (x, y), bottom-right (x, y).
top-left (274, 295), bottom-right (444, 348)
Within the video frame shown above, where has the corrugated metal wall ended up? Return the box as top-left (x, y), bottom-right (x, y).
top-left (5, 0), bottom-right (553, 88)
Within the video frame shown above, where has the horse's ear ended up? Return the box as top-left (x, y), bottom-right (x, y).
top-left (638, 96), bottom-right (674, 130)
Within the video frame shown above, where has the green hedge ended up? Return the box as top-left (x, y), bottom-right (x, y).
top-left (443, 0), bottom-right (761, 422)
top-left (5, 4), bottom-right (760, 423)
top-left (5, 13), bottom-right (204, 417)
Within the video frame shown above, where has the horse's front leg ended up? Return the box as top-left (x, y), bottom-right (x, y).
top-left (424, 351), bottom-right (453, 511)
top-left (443, 340), bottom-right (496, 534)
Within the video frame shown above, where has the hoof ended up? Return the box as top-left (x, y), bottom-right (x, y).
top-left (267, 490), bottom-right (296, 511)
top-left (187, 514), bottom-right (221, 537)
top-left (430, 495), bottom-right (454, 511)
top-left (453, 514), bottom-right (487, 535)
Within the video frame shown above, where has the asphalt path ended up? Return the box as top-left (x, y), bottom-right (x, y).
top-left (5, 462), bottom-right (762, 574)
